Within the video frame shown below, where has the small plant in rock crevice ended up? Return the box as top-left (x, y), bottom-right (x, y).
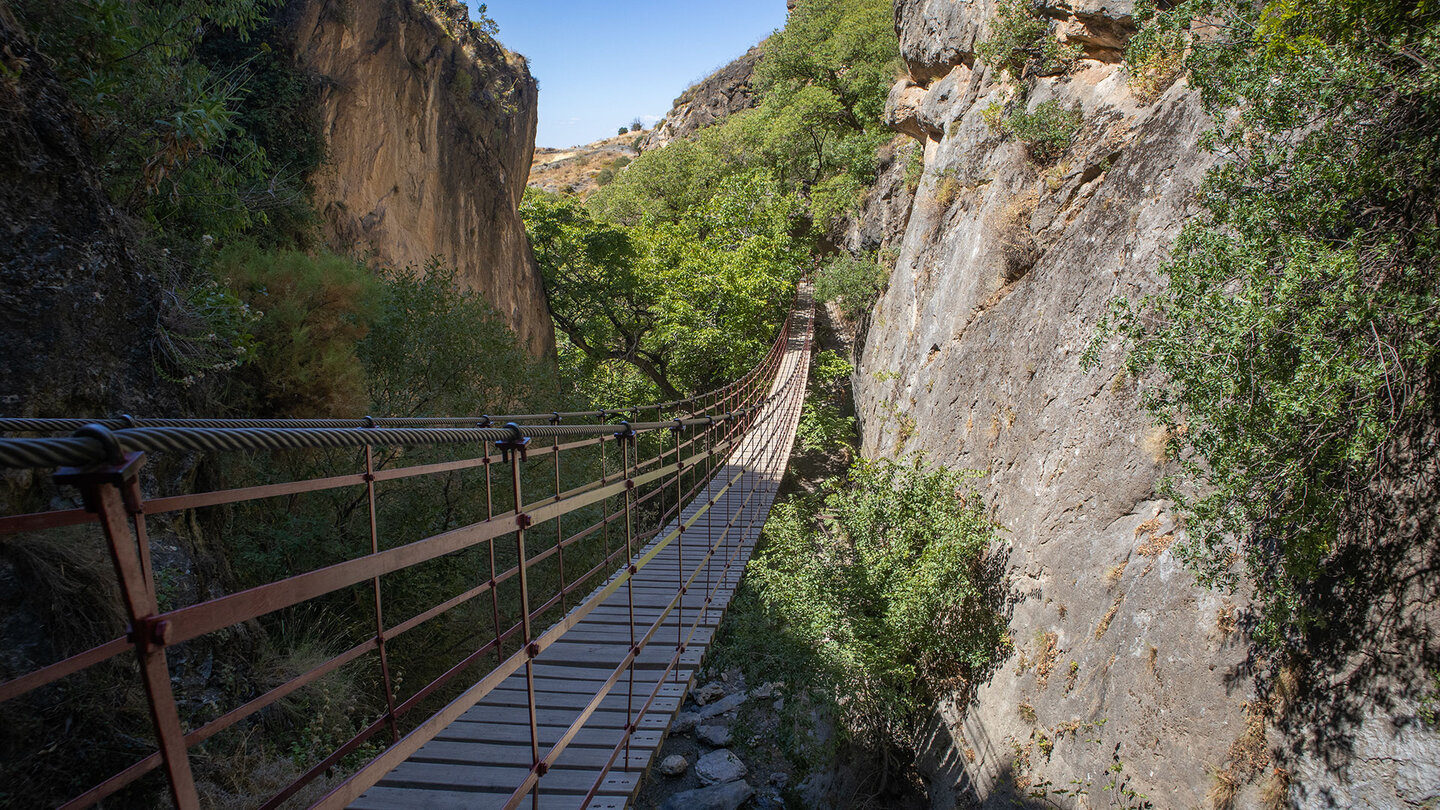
top-left (976, 0), bottom-right (1082, 80)
top-left (1003, 100), bottom-right (1083, 164)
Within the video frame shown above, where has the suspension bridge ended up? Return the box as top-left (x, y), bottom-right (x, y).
top-left (0, 287), bottom-right (814, 809)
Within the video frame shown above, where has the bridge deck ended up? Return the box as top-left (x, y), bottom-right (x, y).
top-left (350, 302), bottom-right (812, 809)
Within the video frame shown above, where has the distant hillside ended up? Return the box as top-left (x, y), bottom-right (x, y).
top-left (527, 130), bottom-right (648, 197)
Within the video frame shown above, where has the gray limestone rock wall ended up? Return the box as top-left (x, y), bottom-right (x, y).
top-left (0, 8), bottom-right (176, 418)
top-left (855, 1), bottom-right (1260, 806)
top-left (855, 2), bottom-right (1440, 808)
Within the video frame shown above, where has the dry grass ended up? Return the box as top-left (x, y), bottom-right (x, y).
top-left (1273, 664), bottom-right (1301, 713)
top-left (1106, 559), bottom-right (1129, 586)
top-left (0, 528), bottom-right (125, 651)
top-left (1019, 702), bottom-right (1038, 724)
top-left (1142, 425), bottom-right (1172, 463)
top-left (1133, 517), bottom-right (1162, 538)
top-left (935, 175), bottom-right (962, 209)
top-left (1210, 700), bottom-right (1272, 808)
top-left (1260, 767), bottom-right (1291, 809)
top-left (1065, 660), bottom-right (1079, 694)
top-left (1208, 767), bottom-right (1242, 810)
top-left (1139, 532), bottom-right (1176, 558)
top-left (1216, 601), bottom-right (1237, 636)
top-left (1035, 631), bottom-right (1060, 688)
top-left (1095, 593), bottom-right (1124, 639)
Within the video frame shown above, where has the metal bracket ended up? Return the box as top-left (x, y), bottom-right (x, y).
top-left (55, 446), bottom-right (145, 513)
top-left (495, 422), bottom-right (530, 462)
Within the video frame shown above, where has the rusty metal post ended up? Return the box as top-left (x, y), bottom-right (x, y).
top-left (364, 445), bottom-right (401, 744)
top-left (670, 422), bottom-right (684, 682)
top-left (483, 437), bottom-right (504, 665)
top-left (550, 413), bottom-right (566, 612)
top-left (55, 449), bottom-right (200, 810)
top-left (496, 425), bottom-right (541, 805)
top-left (615, 421), bottom-right (638, 770)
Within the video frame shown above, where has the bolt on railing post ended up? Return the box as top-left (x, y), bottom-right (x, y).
top-left (364, 445), bottom-right (401, 744)
top-left (56, 450), bottom-right (200, 810)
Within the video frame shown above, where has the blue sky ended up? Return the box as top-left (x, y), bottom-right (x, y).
top-left (471, 2), bottom-right (789, 148)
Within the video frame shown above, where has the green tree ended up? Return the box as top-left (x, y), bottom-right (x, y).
top-left (525, 173), bottom-right (805, 398)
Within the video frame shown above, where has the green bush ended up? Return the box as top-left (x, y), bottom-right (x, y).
top-left (810, 349), bottom-right (854, 388)
top-left (796, 400), bottom-right (856, 454)
top-left (1091, 0), bottom-right (1440, 647)
top-left (359, 261), bottom-right (547, 417)
top-left (815, 253), bottom-right (888, 320)
top-left (975, 0), bottom-right (1082, 80)
top-left (745, 458), bottom-right (1007, 750)
top-left (1004, 100), bottom-right (1082, 163)
top-left (217, 244), bottom-right (378, 417)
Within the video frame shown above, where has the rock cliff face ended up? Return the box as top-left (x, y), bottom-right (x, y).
top-left (0, 9), bottom-right (173, 417)
top-left (640, 44), bottom-right (765, 152)
top-left (854, 2), bottom-right (1440, 808)
top-left (854, 1), bottom-right (1255, 806)
top-left (284, 0), bottom-right (554, 357)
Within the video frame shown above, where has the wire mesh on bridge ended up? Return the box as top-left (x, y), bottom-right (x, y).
top-left (0, 287), bottom-right (813, 810)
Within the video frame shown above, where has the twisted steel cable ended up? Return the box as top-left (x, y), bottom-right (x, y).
top-left (0, 407), bottom-right (768, 470)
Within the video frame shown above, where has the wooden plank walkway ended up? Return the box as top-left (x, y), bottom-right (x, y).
top-left (351, 295), bottom-right (813, 810)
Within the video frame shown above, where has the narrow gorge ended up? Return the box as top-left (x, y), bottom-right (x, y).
top-left (1, 0), bottom-right (1436, 808)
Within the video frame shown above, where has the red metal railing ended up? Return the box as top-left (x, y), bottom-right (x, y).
top-left (0, 289), bottom-right (812, 810)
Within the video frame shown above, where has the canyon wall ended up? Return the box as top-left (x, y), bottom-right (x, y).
top-left (0, 9), bottom-right (174, 417)
top-left (853, 1), bottom-right (1440, 807)
top-left (285, 0), bottom-right (554, 357)
top-left (855, 0), bottom-right (1254, 805)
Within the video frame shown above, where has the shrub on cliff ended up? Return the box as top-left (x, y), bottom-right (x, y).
top-left (10, 0), bottom-right (320, 249)
top-left (1002, 100), bottom-right (1082, 163)
top-left (1095, 0), bottom-right (1440, 646)
top-left (976, 0), bottom-right (1082, 80)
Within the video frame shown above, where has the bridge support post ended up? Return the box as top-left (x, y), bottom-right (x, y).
top-left (56, 448), bottom-right (201, 810)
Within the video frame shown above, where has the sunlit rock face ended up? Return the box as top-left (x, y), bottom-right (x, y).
top-left (854, 2), bottom-right (1440, 807)
top-left (859, 1), bottom-right (1245, 806)
top-left (285, 0), bottom-right (554, 357)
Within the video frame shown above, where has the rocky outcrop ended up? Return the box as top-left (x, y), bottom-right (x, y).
top-left (0, 9), bottom-right (174, 417)
top-left (855, 1), bottom-right (1255, 806)
top-left (854, 1), bottom-right (1440, 808)
top-left (284, 0), bottom-right (554, 357)
top-left (640, 44), bottom-right (765, 152)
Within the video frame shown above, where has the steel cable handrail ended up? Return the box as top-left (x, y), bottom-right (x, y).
top-left (0, 287), bottom-right (812, 810)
